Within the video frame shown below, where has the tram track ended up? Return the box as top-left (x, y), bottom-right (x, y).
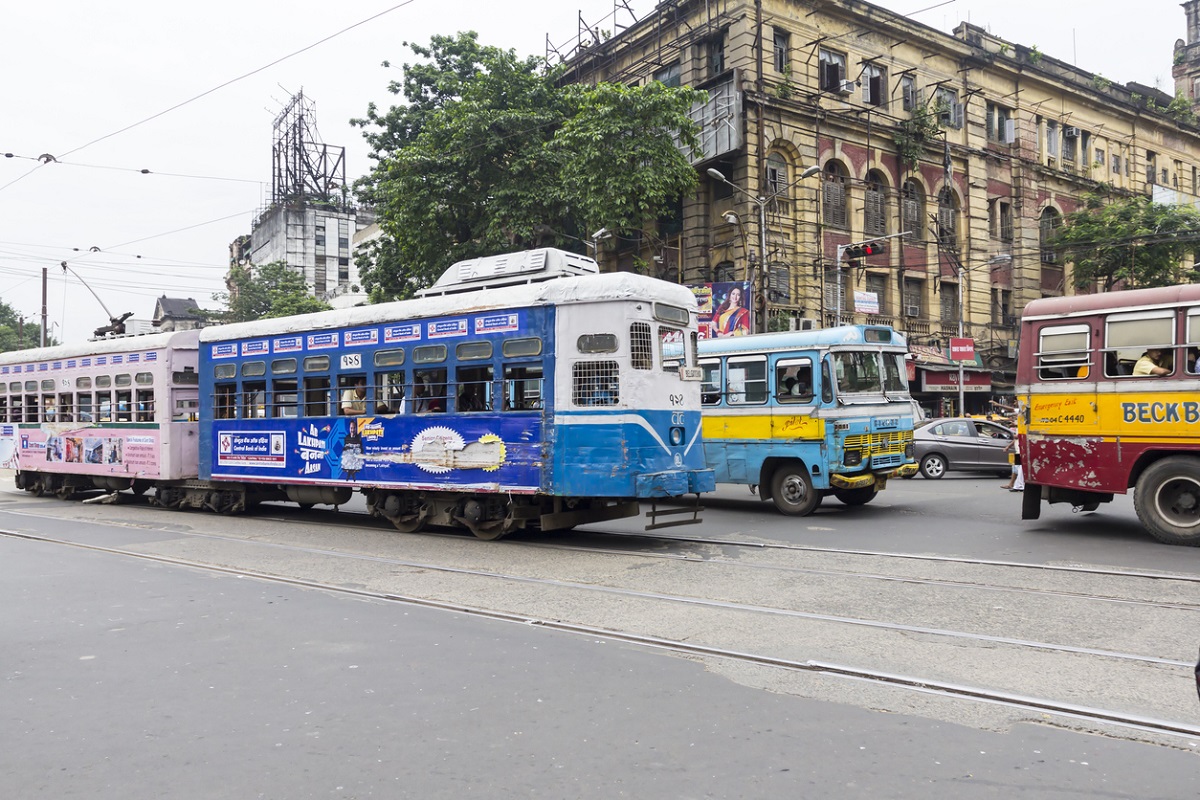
top-left (3, 525), bottom-right (1199, 745)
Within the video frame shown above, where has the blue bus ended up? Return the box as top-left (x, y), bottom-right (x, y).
top-left (697, 325), bottom-right (917, 515)
top-left (196, 248), bottom-right (714, 538)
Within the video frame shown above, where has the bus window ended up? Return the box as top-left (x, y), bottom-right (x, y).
top-left (304, 376), bottom-right (331, 417)
top-left (503, 364), bottom-right (543, 410)
top-left (821, 360), bottom-right (834, 404)
top-left (135, 389), bottom-right (154, 421)
top-left (1104, 313), bottom-right (1173, 377)
top-left (834, 352), bottom-right (883, 394)
top-left (455, 366), bottom-right (492, 412)
top-left (700, 360), bottom-right (721, 405)
top-left (727, 357), bottom-right (767, 405)
top-left (775, 360), bottom-right (813, 403)
top-left (573, 361), bottom-right (619, 406)
top-left (272, 379), bottom-right (298, 418)
top-left (883, 353), bottom-right (908, 392)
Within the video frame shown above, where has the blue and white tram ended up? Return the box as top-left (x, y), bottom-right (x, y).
top-left (194, 248), bottom-right (714, 538)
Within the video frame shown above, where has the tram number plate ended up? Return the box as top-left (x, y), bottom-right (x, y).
top-left (340, 353), bottom-right (362, 370)
top-left (679, 367), bottom-right (702, 381)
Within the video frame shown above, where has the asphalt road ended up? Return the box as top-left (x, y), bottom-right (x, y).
top-left (2, 474), bottom-right (1198, 798)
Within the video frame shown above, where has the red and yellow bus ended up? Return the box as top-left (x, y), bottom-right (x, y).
top-left (1016, 285), bottom-right (1200, 546)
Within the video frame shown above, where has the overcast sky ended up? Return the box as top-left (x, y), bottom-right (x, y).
top-left (0, 0), bottom-right (1185, 344)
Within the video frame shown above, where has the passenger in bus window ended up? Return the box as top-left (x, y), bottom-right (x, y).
top-left (1188, 347), bottom-right (1199, 374)
top-left (1133, 348), bottom-right (1170, 376)
top-left (341, 377), bottom-right (368, 415)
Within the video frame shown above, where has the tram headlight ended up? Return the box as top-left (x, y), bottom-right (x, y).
top-left (670, 426), bottom-right (684, 446)
top-left (844, 449), bottom-right (863, 467)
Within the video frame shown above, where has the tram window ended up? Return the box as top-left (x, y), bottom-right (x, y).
top-left (77, 392), bottom-right (93, 422)
top-left (374, 349), bottom-right (405, 368)
top-left (727, 357), bottom-right (767, 405)
top-left (304, 376), bottom-right (331, 417)
top-left (413, 369), bottom-right (447, 412)
top-left (96, 375), bottom-right (112, 389)
top-left (456, 341), bottom-right (492, 361)
top-left (115, 374), bottom-right (132, 388)
top-left (775, 360), bottom-right (814, 403)
top-left (503, 364), bottom-right (543, 411)
top-left (502, 338), bottom-right (542, 358)
top-left (116, 390), bottom-right (133, 422)
top-left (374, 370), bottom-right (405, 413)
top-left (413, 345), bottom-right (447, 364)
top-left (9, 397), bottom-right (21, 423)
top-left (631, 323), bottom-right (653, 370)
top-left (214, 363), bottom-right (236, 380)
top-left (577, 333), bottom-right (617, 354)
top-left (700, 360), bottom-right (721, 405)
top-left (272, 379), bottom-right (298, 418)
top-left (9, 381), bottom-right (20, 392)
top-left (175, 397), bottom-right (200, 422)
top-left (271, 358), bottom-right (297, 375)
top-left (303, 355), bottom-right (330, 372)
top-left (58, 393), bottom-right (74, 423)
top-left (660, 328), bottom-right (684, 373)
top-left (135, 389), bottom-right (154, 421)
top-left (214, 383), bottom-right (237, 420)
top-left (690, 332), bottom-right (699, 368)
top-left (337, 375), bottom-right (369, 416)
top-left (77, 376), bottom-right (92, 390)
top-left (41, 379), bottom-right (54, 392)
top-left (455, 366), bottom-right (492, 412)
top-left (25, 380), bottom-right (38, 392)
top-left (1039, 324), bottom-right (1091, 380)
top-left (0, 397), bottom-right (6, 423)
top-left (242, 361), bottom-right (266, 378)
top-left (42, 395), bottom-right (56, 422)
top-left (573, 361), bottom-right (619, 406)
top-left (25, 394), bottom-right (39, 422)
top-left (135, 372), bottom-right (153, 385)
top-left (654, 303), bottom-right (690, 325)
top-left (241, 383), bottom-right (266, 419)
top-left (96, 391), bottom-right (113, 422)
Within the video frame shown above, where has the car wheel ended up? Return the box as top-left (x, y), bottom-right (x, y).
top-left (920, 453), bottom-right (947, 480)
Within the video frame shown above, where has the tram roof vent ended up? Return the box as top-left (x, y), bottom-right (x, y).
top-left (417, 248), bottom-right (600, 297)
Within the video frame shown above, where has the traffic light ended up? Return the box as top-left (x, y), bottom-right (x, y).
top-left (843, 241), bottom-right (888, 259)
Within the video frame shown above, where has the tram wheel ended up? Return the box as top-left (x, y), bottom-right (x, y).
top-left (770, 462), bottom-right (820, 516)
top-left (919, 453), bottom-right (947, 480)
top-left (833, 486), bottom-right (878, 506)
top-left (1133, 456), bottom-right (1200, 546)
top-left (389, 514), bottom-right (429, 534)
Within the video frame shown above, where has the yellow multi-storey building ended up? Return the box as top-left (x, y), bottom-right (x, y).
top-left (560, 0), bottom-right (1200, 413)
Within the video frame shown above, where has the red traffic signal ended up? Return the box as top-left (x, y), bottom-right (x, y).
top-left (843, 241), bottom-right (887, 259)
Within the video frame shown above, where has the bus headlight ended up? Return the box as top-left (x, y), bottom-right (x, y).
top-left (670, 427), bottom-right (684, 446)
top-left (844, 449), bottom-right (863, 467)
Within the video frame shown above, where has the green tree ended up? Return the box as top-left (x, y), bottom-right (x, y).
top-left (209, 262), bottom-right (331, 323)
top-left (352, 31), bottom-right (704, 300)
top-left (1050, 192), bottom-right (1200, 291)
top-left (0, 298), bottom-right (56, 352)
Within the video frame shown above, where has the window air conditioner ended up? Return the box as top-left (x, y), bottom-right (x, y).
top-left (837, 79), bottom-right (855, 95)
top-left (1064, 126), bottom-right (1081, 137)
top-left (796, 317), bottom-right (818, 331)
top-left (905, 305), bottom-right (921, 318)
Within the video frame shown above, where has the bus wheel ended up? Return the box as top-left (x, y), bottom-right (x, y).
top-left (919, 453), bottom-right (947, 480)
top-left (771, 464), bottom-right (820, 516)
top-left (1134, 457), bottom-right (1200, 546)
top-left (834, 486), bottom-right (878, 506)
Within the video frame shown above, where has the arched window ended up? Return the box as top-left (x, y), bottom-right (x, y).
top-left (901, 180), bottom-right (924, 242)
top-left (766, 153), bottom-right (788, 195)
top-left (1039, 207), bottom-right (1061, 263)
top-left (864, 171), bottom-right (888, 237)
top-left (822, 162), bottom-right (848, 229)
top-left (936, 187), bottom-right (958, 249)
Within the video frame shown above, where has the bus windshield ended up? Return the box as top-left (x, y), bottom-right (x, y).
top-left (833, 351), bottom-right (909, 397)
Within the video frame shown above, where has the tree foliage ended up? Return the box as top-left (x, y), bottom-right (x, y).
top-left (1050, 192), bottom-right (1200, 291)
top-left (0, 298), bottom-right (56, 353)
top-left (352, 32), bottom-right (705, 301)
top-left (209, 262), bottom-right (331, 323)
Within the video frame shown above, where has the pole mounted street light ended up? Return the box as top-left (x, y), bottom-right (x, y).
top-left (708, 165), bottom-right (821, 333)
